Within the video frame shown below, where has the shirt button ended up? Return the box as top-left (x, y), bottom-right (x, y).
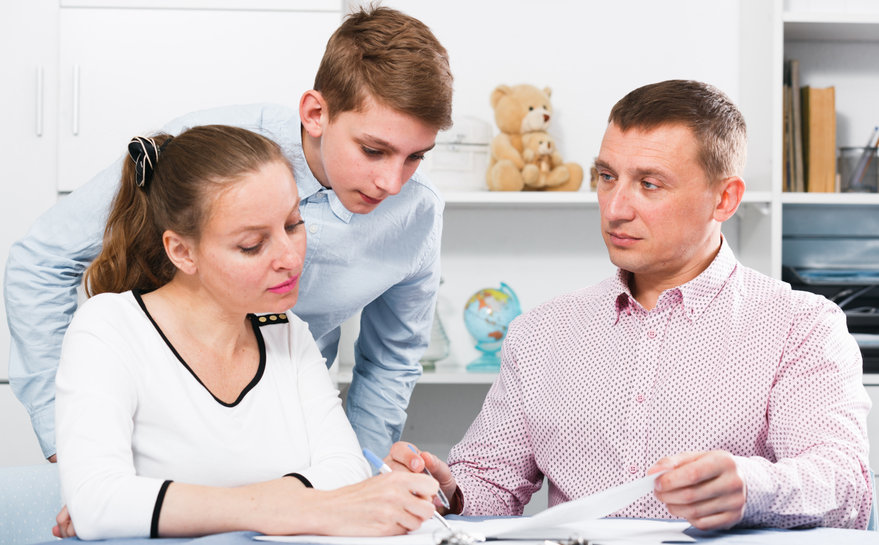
top-left (636, 393), bottom-right (645, 403)
top-left (647, 330), bottom-right (656, 339)
top-left (629, 464), bottom-right (638, 474)
top-left (309, 224), bottom-right (318, 234)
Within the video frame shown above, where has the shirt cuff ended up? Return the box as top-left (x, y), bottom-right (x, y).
top-left (150, 480), bottom-right (173, 538)
top-left (30, 403), bottom-right (57, 459)
top-left (284, 473), bottom-right (313, 488)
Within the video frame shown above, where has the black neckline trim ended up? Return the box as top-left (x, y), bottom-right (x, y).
top-left (132, 290), bottom-right (266, 408)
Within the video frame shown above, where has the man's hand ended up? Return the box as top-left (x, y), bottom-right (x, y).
top-left (386, 442), bottom-right (462, 514)
top-left (649, 451), bottom-right (746, 531)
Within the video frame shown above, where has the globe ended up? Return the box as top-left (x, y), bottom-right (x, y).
top-left (463, 282), bottom-right (522, 372)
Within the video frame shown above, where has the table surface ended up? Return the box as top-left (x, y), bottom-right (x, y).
top-left (35, 517), bottom-right (879, 545)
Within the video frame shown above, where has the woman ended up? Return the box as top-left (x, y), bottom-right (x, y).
top-left (54, 125), bottom-right (437, 539)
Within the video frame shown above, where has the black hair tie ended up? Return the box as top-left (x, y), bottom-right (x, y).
top-left (128, 136), bottom-right (173, 189)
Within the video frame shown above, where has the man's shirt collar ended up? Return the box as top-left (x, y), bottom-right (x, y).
top-left (612, 237), bottom-right (738, 323)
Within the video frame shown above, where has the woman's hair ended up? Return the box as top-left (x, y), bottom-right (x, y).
top-left (314, 5), bottom-right (454, 131)
top-left (608, 79), bottom-right (747, 183)
top-left (85, 125), bottom-right (289, 296)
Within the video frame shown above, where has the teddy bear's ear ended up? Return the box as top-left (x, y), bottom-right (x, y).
top-left (543, 87), bottom-right (552, 98)
top-left (490, 85), bottom-right (512, 108)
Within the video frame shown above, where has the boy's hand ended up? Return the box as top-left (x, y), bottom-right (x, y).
top-left (649, 450), bottom-right (746, 531)
top-left (52, 505), bottom-right (76, 538)
top-left (386, 442), bottom-right (462, 514)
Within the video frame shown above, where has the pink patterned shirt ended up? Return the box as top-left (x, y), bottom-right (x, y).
top-left (448, 240), bottom-right (873, 529)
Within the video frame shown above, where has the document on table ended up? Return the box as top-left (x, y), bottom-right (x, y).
top-left (255, 471), bottom-right (693, 544)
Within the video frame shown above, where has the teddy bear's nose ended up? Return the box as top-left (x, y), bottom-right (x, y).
top-left (543, 114), bottom-right (550, 123)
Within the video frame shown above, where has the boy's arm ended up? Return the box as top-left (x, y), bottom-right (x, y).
top-left (6, 158), bottom-right (121, 459)
top-left (5, 103), bottom-right (299, 458)
top-left (344, 207), bottom-right (443, 457)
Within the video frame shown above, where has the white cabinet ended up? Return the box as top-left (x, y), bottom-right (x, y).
top-left (0, 0), bottom-right (61, 380)
top-left (56, 3), bottom-right (341, 192)
top-left (0, 1), bottom-right (341, 377)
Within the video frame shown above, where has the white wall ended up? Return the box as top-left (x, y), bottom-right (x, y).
top-left (379, 0), bottom-right (741, 170)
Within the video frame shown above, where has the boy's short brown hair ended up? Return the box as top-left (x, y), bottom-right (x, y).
top-left (608, 79), bottom-right (747, 182)
top-left (314, 5), bottom-right (454, 130)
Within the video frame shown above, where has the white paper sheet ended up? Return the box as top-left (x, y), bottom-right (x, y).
top-left (255, 472), bottom-right (693, 544)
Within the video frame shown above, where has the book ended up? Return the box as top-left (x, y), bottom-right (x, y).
top-left (789, 60), bottom-right (805, 193)
top-left (801, 85), bottom-right (836, 193)
top-left (782, 83), bottom-right (793, 192)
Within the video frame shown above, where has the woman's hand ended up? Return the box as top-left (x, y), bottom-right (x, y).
top-left (255, 471), bottom-right (439, 536)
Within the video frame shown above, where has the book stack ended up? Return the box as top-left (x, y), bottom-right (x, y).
top-left (783, 59), bottom-right (837, 193)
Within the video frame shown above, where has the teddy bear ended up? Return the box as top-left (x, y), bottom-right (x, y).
top-left (520, 131), bottom-right (570, 189)
top-left (486, 84), bottom-right (583, 191)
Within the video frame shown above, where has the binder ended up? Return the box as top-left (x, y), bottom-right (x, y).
top-left (801, 86), bottom-right (837, 193)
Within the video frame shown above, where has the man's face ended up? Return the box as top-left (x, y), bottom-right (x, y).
top-left (315, 95), bottom-right (438, 214)
top-left (594, 122), bottom-right (723, 287)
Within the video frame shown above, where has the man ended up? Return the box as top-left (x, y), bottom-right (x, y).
top-left (5, 5), bottom-right (453, 462)
top-left (391, 80), bottom-right (873, 530)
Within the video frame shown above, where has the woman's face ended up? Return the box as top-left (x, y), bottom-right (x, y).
top-left (187, 160), bottom-right (306, 316)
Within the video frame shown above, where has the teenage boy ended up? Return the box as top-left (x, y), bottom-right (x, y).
top-left (5, 5), bottom-right (454, 462)
top-left (389, 80), bottom-right (872, 530)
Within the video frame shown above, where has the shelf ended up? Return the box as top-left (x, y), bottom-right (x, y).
top-left (333, 364), bottom-right (498, 385)
top-left (333, 366), bottom-right (879, 387)
top-left (784, 12), bottom-right (879, 42)
top-left (441, 190), bottom-right (773, 206)
top-left (782, 192), bottom-right (879, 205)
top-left (441, 190), bottom-right (596, 206)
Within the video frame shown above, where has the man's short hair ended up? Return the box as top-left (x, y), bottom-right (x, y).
top-left (608, 80), bottom-right (747, 182)
top-left (314, 5), bottom-right (454, 130)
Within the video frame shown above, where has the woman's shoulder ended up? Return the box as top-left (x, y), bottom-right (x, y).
top-left (70, 291), bottom-right (142, 329)
top-left (252, 310), bottom-right (313, 342)
top-left (253, 311), bottom-right (324, 365)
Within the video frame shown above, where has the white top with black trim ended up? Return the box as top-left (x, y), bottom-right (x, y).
top-left (55, 291), bottom-right (370, 540)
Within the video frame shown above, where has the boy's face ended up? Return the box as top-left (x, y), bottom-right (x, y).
top-left (305, 93), bottom-right (438, 214)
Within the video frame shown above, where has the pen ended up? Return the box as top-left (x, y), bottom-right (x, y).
top-left (406, 444), bottom-right (451, 510)
top-left (361, 448), bottom-right (453, 532)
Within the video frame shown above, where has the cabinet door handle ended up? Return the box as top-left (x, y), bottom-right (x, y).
top-left (35, 66), bottom-right (44, 137)
top-left (72, 64), bottom-right (80, 136)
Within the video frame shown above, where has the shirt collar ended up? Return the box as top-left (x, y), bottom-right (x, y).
top-left (293, 135), bottom-right (355, 224)
top-left (612, 236), bottom-right (738, 323)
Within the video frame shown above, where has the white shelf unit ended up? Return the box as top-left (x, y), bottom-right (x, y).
top-left (442, 190), bottom-right (775, 206)
top-left (335, 365), bottom-right (497, 385)
top-left (782, 193), bottom-right (879, 205)
top-left (782, 12), bottom-right (879, 153)
top-left (777, 1), bottom-right (879, 472)
top-left (783, 12), bottom-right (879, 42)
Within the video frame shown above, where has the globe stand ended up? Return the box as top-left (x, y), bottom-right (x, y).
top-left (466, 340), bottom-right (502, 372)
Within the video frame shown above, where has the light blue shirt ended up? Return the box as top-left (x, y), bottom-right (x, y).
top-left (5, 103), bottom-right (442, 459)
